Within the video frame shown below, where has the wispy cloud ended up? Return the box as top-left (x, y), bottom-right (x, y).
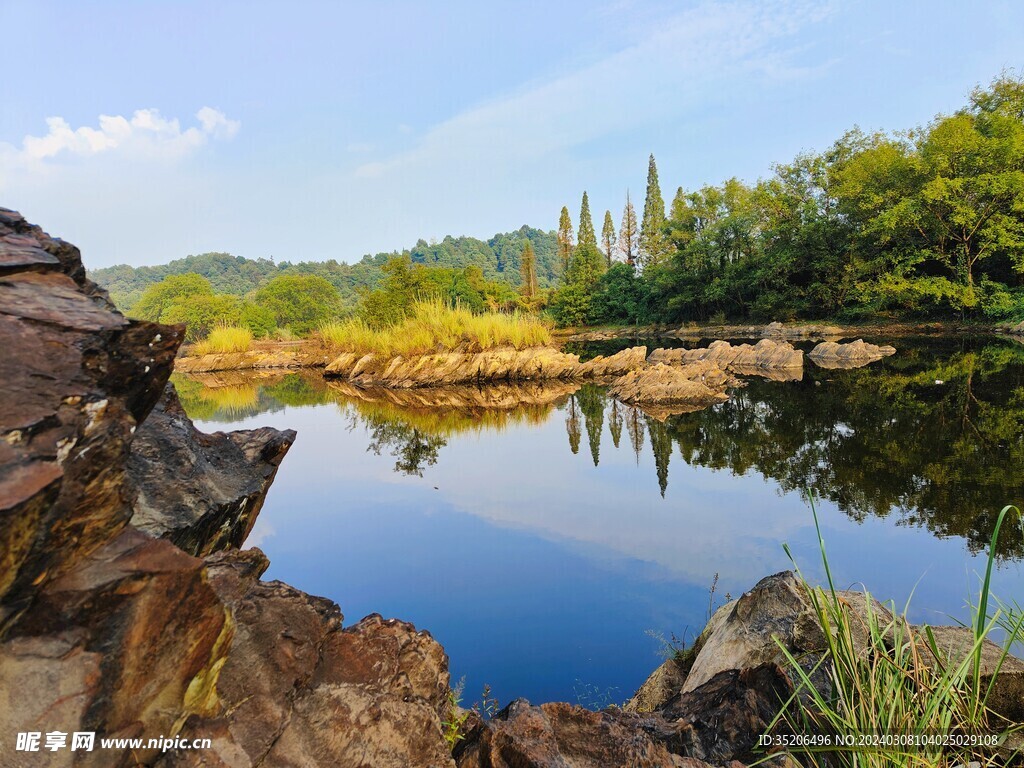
top-left (5, 106), bottom-right (239, 165)
top-left (353, 0), bottom-right (833, 182)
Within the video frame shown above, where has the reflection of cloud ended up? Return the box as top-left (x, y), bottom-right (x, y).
top-left (7, 107), bottom-right (239, 163)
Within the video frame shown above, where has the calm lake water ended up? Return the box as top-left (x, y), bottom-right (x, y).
top-left (175, 335), bottom-right (1024, 707)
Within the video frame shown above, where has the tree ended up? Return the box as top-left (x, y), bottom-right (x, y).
top-left (601, 210), bottom-right (617, 267)
top-left (132, 273), bottom-right (214, 322)
top-left (567, 191), bottom-right (605, 286)
top-left (640, 154), bottom-right (668, 267)
top-left (519, 241), bottom-right (539, 299)
top-left (255, 274), bottom-right (342, 334)
top-left (616, 192), bottom-right (640, 266)
top-left (557, 206), bottom-right (576, 277)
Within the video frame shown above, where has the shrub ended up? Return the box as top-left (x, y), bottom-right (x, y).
top-left (192, 325), bottom-right (254, 355)
top-left (318, 299), bottom-right (551, 356)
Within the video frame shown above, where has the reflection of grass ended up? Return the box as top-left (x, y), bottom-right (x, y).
top-left (193, 325), bottom-right (254, 355)
top-left (319, 299), bottom-right (552, 356)
top-left (342, 397), bottom-right (552, 438)
top-left (773, 501), bottom-right (1024, 768)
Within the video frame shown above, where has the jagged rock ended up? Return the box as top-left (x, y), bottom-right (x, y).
top-left (649, 340), bottom-right (803, 373)
top-left (159, 548), bottom-right (454, 768)
top-left (0, 208), bottom-right (183, 627)
top-left (1, 527), bottom-right (232, 768)
top-left (576, 345), bottom-right (648, 377)
top-left (608, 363), bottom-right (730, 414)
top-left (454, 699), bottom-right (688, 768)
top-left (808, 339), bottom-right (896, 369)
top-left (663, 664), bottom-right (794, 765)
top-left (128, 385), bottom-right (296, 557)
top-left (761, 322), bottom-right (843, 340)
top-left (624, 657), bottom-right (690, 714)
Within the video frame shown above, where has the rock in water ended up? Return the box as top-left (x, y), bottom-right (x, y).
top-left (608, 362), bottom-right (730, 416)
top-left (649, 339), bottom-right (804, 373)
top-left (807, 339), bottom-right (896, 369)
top-left (129, 385), bottom-right (296, 557)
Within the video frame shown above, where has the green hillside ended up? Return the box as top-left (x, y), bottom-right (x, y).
top-left (89, 226), bottom-right (558, 311)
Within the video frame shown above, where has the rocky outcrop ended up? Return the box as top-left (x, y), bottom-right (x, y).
top-left (649, 340), bottom-right (803, 374)
top-left (760, 321), bottom-right (843, 340)
top-left (808, 339), bottom-right (896, 369)
top-left (1, 210), bottom-right (454, 768)
top-left (324, 345), bottom-right (652, 388)
top-left (326, 380), bottom-right (581, 412)
top-left (158, 549), bottom-right (454, 768)
top-left (128, 386), bottom-right (296, 557)
top-left (175, 342), bottom-right (336, 374)
top-left (608, 363), bottom-right (731, 417)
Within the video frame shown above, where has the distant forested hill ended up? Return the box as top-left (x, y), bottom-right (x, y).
top-left (90, 225), bottom-right (558, 310)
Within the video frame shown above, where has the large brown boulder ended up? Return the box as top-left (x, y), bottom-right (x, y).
top-left (608, 362), bottom-right (730, 416)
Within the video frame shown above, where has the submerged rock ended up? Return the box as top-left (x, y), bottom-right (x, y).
top-left (649, 339), bottom-right (803, 373)
top-left (807, 339), bottom-right (896, 369)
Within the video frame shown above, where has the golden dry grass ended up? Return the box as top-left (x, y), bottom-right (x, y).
top-left (193, 325), bottom-right (255, 355)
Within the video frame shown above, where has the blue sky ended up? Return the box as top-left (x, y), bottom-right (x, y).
top-left (1, 0), bottom-right (1022, 268)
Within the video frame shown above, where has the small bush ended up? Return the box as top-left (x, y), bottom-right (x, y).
top-left (193, 325), bottom-right (254, 355)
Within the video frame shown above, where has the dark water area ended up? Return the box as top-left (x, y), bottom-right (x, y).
top-left (175, 335), bottom-right (1024, 707)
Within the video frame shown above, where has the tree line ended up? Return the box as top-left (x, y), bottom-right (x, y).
top-left (548, 73), bottom-right (1024, 326)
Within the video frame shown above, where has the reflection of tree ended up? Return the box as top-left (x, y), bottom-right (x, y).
top-left (626, 406), bottom-right (646, 464)
top-left (566, 395), bottom-right (582, 455)
top-left (609, 399), bottom-right (623, 448)
top-left (365, 418), bottom-right (447, 477)
top-left (647, 416), bottom-right (673, 497)
top-left (661, 340), bottom-right (1024, 558)
top-left (577, 385), bottom-right (606, 467)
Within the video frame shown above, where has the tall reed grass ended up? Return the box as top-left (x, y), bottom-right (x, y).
top-left (318, 299), bottom-right (552, 356)
top-left (193, 325), bottom-right (254, 355)
top-left (768, 502), bottom-right (1023, 768)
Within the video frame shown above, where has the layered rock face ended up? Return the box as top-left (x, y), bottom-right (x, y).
top-left (0, 210), bottom-right (454, 768)
top-left (807, 339), bottom-right (897, 369)
top-left (607, 363), bottom-right (731, 418)
top-left (174, 343), bottom-right (336, 374)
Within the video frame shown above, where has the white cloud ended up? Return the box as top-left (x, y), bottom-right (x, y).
top-left (10, 106), bottom-right (239, 163)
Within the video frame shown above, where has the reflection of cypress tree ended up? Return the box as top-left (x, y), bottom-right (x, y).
top-left (366, 420), bottom-right (447, 476)
top-left (647, 415), bottom-right (673, 497)
top-left (577, 385), bottom-right (606, 467)
top-left (625, 406), bottom-right (646, 463)
top-left (566, 395), bottom-right (581, 455)
top-left (609, 399), bottom-right (623, 448)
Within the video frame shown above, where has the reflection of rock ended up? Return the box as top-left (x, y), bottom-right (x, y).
top-left (608, 363), bottom-right (730, 416)
top-left (649, 339), bottom-right (803, 373)
top-left (129, 385), bottom-right (296, 557)
top-left (808, 339), bottom-right (896, 368)
top-left (327, 380), bottom-right (581, 412)
top-left (158, 549), bottom-right (454, 768)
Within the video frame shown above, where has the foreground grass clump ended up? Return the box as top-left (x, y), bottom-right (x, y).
top-left (319, 300), bottom-right (552, 356)
top-left (193, 325), bottom-right (255, 355)
top-left (770, 502), bottom-right (1024, 768)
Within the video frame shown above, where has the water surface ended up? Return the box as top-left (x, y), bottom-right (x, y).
top-left (175, 335), bottom-right (1024, 707)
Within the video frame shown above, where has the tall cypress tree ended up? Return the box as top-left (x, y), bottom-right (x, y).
top-left (569, 191), bottom-right (604, 285)
top-left (617, 192), bottom-right (639, 266)
top-left (601, 210), bottom-right (616, 267)
top-left (520, 240), bottom-right (538, 298)
top-left (640, 154), bottom-right (667, 268)
top-left (557, 206), bottom-right (575, 279)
